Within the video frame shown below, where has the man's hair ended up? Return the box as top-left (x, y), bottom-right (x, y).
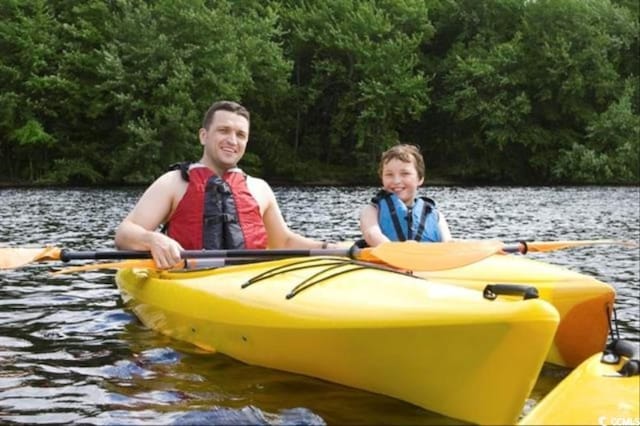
top-left (202, 100), bottom-right (250, 130)
top-left (378, 144), bottom-right (425, 181)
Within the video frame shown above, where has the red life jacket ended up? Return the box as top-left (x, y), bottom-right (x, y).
top-left (166, 165), bottom-right (268, 249)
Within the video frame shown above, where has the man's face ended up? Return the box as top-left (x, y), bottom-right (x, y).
top-left (199, 110), bottom-right (250, 170)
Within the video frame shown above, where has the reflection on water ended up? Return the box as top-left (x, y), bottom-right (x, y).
top-left (1, 186), bottom-right (638, 425)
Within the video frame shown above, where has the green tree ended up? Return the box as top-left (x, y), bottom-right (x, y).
top-left (552, 79), bottom-right (640, 183)
top-left (99, 0), bottom-right (292, 183)
top-left (518, 0), bottom-right (638, 183)
top-left (1, 0), bottom-right (637, 185)
top-left (0, 0), bottom-right (292, 184)
top-left (0, 0), bottom-right (60, 181)
top-left (279, 0), bottom-right (434, 179)
top-left (424, 0), bottom-right (638, 183)
top-left (425, 0), bottom-right (531, 181)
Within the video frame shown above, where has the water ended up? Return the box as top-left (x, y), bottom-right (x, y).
top-left (0, 186), bottom-right (638, 425)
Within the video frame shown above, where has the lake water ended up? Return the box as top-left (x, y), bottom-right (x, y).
top-left (1, 186), bottom-right (638, 425)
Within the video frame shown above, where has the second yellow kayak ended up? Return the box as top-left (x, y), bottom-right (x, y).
top-left (416, 254), bottom-right (615, 367)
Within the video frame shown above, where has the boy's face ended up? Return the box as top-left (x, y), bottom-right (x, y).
top-left (381, 158), bottom-right (424, 205)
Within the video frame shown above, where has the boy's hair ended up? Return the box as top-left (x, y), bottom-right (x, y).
top-left (378, 144), bottom-right (425, 181)
top-left (202, 100), bottom-right (250, 130)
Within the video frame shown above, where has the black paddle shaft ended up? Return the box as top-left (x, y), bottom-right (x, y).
top-left (58, 248), bottom-right (351, 262)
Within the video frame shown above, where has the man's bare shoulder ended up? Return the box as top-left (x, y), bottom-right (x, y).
top-left (246, 175), bottom-right (272, 192)
top-left (142, 170), bottom-right (188, 201)
top-left (245, 175), bottom-right (275, 214)
top-left (151, 169), bottom-right (185, 187)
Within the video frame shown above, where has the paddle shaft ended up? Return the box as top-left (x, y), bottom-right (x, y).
top-left (51, 256), bottom-right (288, 275)
top-left (502, 243), bottom-right (526, 254)
top-left (498, 240), bottom-right (637, 254)
top-left (55, 239), bottom-right (637, 262)
top-left (59, 248), bottom-right (353, 262)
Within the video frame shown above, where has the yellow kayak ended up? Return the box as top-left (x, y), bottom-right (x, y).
top-left (116, 257), bottom-right (559, 425)
top-left (520, 340), bottom-right (640, 425)
top-left (416, 254), bottom-right (615, 367)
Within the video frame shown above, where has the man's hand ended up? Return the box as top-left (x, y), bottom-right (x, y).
top-left (148, 232), bottom-right (184, 269)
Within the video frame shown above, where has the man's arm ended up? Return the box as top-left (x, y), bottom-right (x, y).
top-left (114, 170), bottom-right (184, 268)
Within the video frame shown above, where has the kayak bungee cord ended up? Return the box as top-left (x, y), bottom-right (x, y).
top-left (286, 264), bottom-right (367, 299)
top-left (237, 256), bottom-right (423, 299)
top-left (240, 258), bottom-right (350, 288)
top-left (287, 259), bottom-right (425, 299)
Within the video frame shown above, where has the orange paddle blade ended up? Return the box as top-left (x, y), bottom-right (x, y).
top-left (369, 240), bottom-right (504, 271)
top-left (0, 246), bottom-right (62, 269)
top-left (52, 259), bottom-right (160, 275)
top-left (526, 239), bottom-right (638, 253)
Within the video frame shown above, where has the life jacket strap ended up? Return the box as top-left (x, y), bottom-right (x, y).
top-left (168, 161), bottom-right (192, 182)
top-left (382, 196), bottom-right (407, 241)
top-left (413, 199), bottom-right (433, 241)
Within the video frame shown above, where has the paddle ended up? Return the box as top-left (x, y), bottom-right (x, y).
top-left (1, 241), bottom-right (502, 272)
top-left (1, 239), bottom-right (635, 272)
top-left (49, 240), bottom-right (505, 274)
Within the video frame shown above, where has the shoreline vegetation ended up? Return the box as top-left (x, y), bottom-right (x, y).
top-left (0, 177), bottom-right (456, 188)
top-left (1, 0), bottom-right (638, 186)
top-left (2, 177), bottom-right (638, 189)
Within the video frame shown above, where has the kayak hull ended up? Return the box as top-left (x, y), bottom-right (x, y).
top-left (116, 257), bottom-right (559, 425)
top-left (519, 350), bottom-right (640, 425)
top-left (416, 254), bottom-right (615, 367)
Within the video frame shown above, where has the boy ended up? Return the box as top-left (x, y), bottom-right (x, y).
top-left (359, 144), bottom-right (452, 247)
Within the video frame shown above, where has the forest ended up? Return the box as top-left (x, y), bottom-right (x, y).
top-left (0, 0), bottom-right (638, 185)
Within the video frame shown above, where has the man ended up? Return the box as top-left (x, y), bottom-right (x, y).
top-left (115, 100), bottom-right (330, 268)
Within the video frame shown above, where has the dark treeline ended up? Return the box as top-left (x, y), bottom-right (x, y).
top-left (1, 0), bottom-right (638, 185)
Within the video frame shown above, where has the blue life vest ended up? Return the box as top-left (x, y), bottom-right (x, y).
top-left (372, 190), bottom-right (443, 242)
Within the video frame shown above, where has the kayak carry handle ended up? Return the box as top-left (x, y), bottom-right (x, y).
top-left (602, 339), bottom-right (640, 377)
top-left (482, 284), bottom-right (539, 301)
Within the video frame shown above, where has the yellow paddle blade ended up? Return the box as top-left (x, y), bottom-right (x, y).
top-left (370, 240), bottom-right (504, 271)
top-left (52, 259), bottom-right (160, 275)
top-left (526, 239), bottom-right (639, 253)
top-left (0, 246), bottom-right (62, 269)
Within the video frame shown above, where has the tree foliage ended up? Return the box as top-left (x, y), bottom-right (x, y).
top-left (276, 0), bottom-right (434, 179)
top-left (0, 0), bottom-right (637, 185)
